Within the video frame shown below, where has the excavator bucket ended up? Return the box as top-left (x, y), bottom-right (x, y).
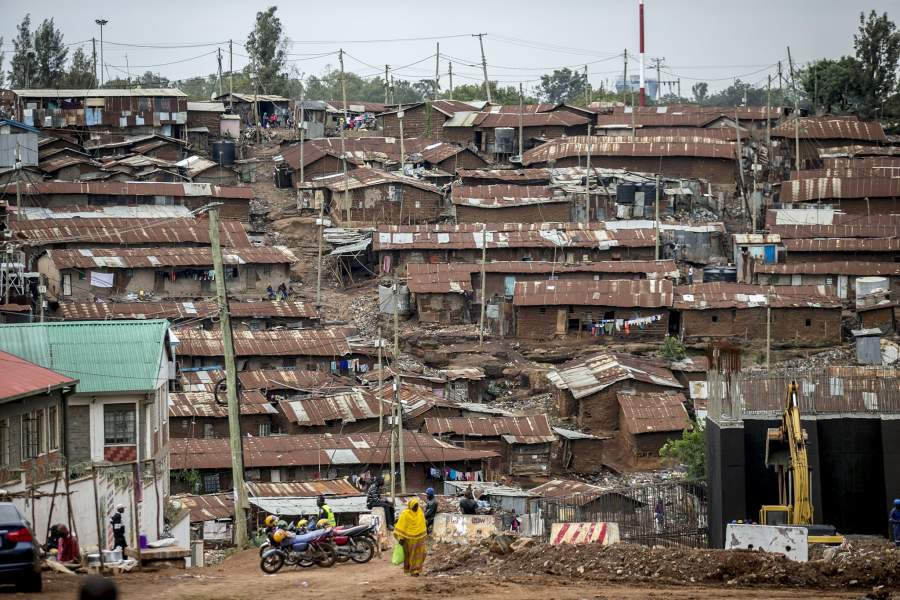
top-left (764, 427), bottom-right (791, 468)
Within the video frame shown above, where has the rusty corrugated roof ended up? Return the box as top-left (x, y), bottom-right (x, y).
top-left (306, 166), bottom-right (442, 195)
top-left (1, 180), bottom-right (254, 199)
top-left (781, 177), bottom-right (900, 202)
top-left (617, 392), bottom-right (689, 435)
top-left (169, 390), bottom-right (274, 418)
top-left (457, 168), bottom-right (550, 183)
top-left (521, 136), bottom-right (737, 166)
top-left (771, 116), bottom-right (886, 142)
top-left (246, 479), bottom-right (361, 498)
top-left (13, 218), bottom-right (250, 247)
top-left (176, 493), bottom-right (234, 522)
top-left (513, 279), bottom-right (673, 307)
top-left (467, 111), bottom-right (589, 128)
top-left (170, 431), bottom-right (498, 469)
top-left (450, 184), bottom-right (568, 208)
top-left (424, 414), bottom-right (554, 442)
top-left (176, 329), bottom-right (351, 358)
top-left (771, 223), bottom-right (900, 239)
top-left (47, 246), bottom-right (297, 269)
top-left (755, 261), bottom-right (900, 276)
top-left (547, 352), bottom-right (682, 400)
top-left (673, 283), bottom-right (842, 309)
top-left (277, 388), bottom-right (392, 426)
top-left (633, 127), bottom-right (746, 140)
top-left (58, 300), bottom-right (316, 321)
top-left (406, 263), bottom-right (473, 294)
top-left (179, 368), bottom-right (350, 393)
top-left (280, 137), bottom-right (469, 170)
top-left (782, 238), bottom-right (900, 253)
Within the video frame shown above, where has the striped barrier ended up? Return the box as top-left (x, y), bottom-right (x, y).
top-left (549, 522), bottom-right (620, 545)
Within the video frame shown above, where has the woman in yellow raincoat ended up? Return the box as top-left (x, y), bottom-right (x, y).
top-left (393, 497), bottom-right (428, 575)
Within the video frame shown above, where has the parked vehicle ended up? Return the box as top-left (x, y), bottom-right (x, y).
top-left (0, 502), bottom-right (42, 592)
top-left (260, 528), bottom-right (336, 574)
top-left (331, 524), bottom-right (376, 564)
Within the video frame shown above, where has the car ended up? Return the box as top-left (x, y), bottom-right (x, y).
top-left (0, 502), bottom-right (41, 592)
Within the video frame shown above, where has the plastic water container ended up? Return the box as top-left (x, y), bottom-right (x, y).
top-left (139, 534), bottom-right (149, 549)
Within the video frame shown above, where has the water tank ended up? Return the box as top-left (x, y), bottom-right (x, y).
top-left (856, 276), bottom-right (889, 298)
top-left (639, 183), bottom-right (657, 205)
top-left (702, 266), bottom-right (737, 283)
top-left (494, 128), bottom-right (515, 154)
top-left (616, 183), bottom-right (636, 204)
top-left (211, 140), bottom-right (236, 166)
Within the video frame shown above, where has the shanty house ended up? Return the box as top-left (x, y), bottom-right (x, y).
top-left (0, 118), bottom-right (39, 167)
top-left (275, 388), bottom-right (393, 434)
top-left (214, 93), bottom-right (290, 126)
top-left (424, 414), bottom-right (555, 477)
top-left (770, 116), bottom-right (887, 168)
top-left (512, 279), bottom-right (673, 340)
top-left (551, 427), bottom-right (609, 474)
top-left (186, 101), bottom-right (226, 140)
top-left (169, 390), bottom-right (277, 439)
top-left (755, 262), bottom-right (900, 301)
top-left (779, 176), bottom-right (900, 216)
top-left (378, 100), bottom-right (487, 139)
top-left (451, 184), bottom-right (573, 223)
top-left (547, 352), bottom-right (683, 433)
top-left (673, 283), bottom-right (842, 346)
top-left (442, 111), bottom-right (591, 159)
top-left (38, 246), bottom-right (297, 300)
top-left (170, 431), bottom-right (496, 492)
top-left (293, 100), bottom-right (328, 138)
top-left (617, 392), bottom-right (690, 461)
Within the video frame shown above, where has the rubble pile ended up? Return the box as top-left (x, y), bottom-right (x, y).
top-left (426, 539), bottom-right (900, 589)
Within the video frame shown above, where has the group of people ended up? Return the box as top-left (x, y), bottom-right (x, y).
top-left (266, 282), bottom-right (290, 301)
top-left (260, 111), bottom-right (291, 129)
top-left (365, 476), bottom-right (437, 576)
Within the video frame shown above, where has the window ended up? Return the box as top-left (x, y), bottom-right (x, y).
top-left (22, 410), bottom-right (43, 459)
top-left (805, 319), bottom-right (812, 327)
top-left (711, 315), bottom-right (719, 322)
top-left (203, 423), bottom-right (215, 439)
top-left (104, 404), bottom-right (136, 445)
top-left (48, 405), bottom-right (59, 451)
top-left (62, 273), bottom-right (72, 296)
top-left (0, 419), bottom-right (8, 467)
top-left (203, 473), bottom-right (220, 493)
top-left (259, 423), bottom-right (271, 437)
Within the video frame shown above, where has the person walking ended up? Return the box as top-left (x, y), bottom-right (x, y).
top-left (423, 487), bottom-right (438, 534)
top-left (459, 490), bottom-right (478, 515)
top-left (393, 498), bottom-right (428, 576)
top-left (890, 498), bottom-right (900, 547)
top-left (110, 504), bottom-right (127, 550)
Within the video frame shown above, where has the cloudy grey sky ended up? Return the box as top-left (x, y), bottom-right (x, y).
top-left (2, 0), bottom-right (896, 95)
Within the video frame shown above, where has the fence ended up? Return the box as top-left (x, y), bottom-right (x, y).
top-left (533, 479), bottom-right (708, 549)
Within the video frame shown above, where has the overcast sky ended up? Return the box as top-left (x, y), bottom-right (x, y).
top-left (2, 0), bottom-right (896, 96)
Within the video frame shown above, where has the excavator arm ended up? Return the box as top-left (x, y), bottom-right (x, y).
top-left (762, 381), bottom-right (812, 525)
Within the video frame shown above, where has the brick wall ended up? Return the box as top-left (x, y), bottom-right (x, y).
top-left (860, 306), bottom-right (895, 331)
top-left (379, 105), bottom-right (450, 139)
top-left (578, 381), bottom-right (676, 433)
top-left (545, 155), bottom-right (736, 184)
top-left (434, 150), bottom-right (488, 172)
top-left (680, 306), bottom-right (841, 345)
top-left (455, 201), bottom-right (571, 224)
top-left (515, 305), bottom-right (668, 340)
top-left (415, 293), bottom-right (469, 324)
top-left (333, 183), bottom-right (443, 225)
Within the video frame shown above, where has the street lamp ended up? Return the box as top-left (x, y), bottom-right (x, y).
top-left (95, 19), bottom-right (108, 87)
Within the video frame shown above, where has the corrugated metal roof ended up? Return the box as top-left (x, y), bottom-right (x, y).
top-left (673, 283), bottom-right (841, 309)
top-left (187, 102), bottom-right (225, 112)
top-left (755, 261), bottom-right (900, 276)
top-left (170, 431), bottom-right (498, 469)
top-left (306, 166), bottom-right (441, 195)
top-left (633, 127), bottom-right (746, 140)
top-left (13, 218), bottom-right (250, 247)
top-left (0, 350), bottom-right (77, 402)
top-left (781, 177), bottom-right (900, 202)
top-left (47, 245), bottom-right (297, 269)
top-left (1, 181), bottom-right (253, 200)
top-left (169, 390), bottom-right (274, 418)
top-left (530, 479), bottom-right (606, 499)
top-left (457, 168), bottom-right (551, 183)
top-left (175, 492), bottom-right (234, 522)
top-left (246, 479), bottom-right (361, 498)
top-left (179, 369), bottom-right (350, 393)
top-left (58, 300), bottom-right (316, 321)
top-left (15, 88), bottom-right (187, 98)
top-left (280, 137), bottom-right (468, 171)
top-left (771, 116), bottom-right (886, 142)
top-left (176, 329), bottom-right (350, 358)
top-left (521, 135), bottom-right (737, 166)
top-left (424, 414), bottom-right (554, 443)
top-left (551, 427), bottom-right (608, 441)
top-left (278, 388), bottom-right (391, 426)
top-left (19, 205), bottom-right (193, 220)
top-left (733, 233), bottom-right (781, 244)
top-left (373, 381), bottom-right (459, 419)
top-left (0, 320), bottom-right (169, 394)
top-left (771, 223), bottom-right (900, 239)
top-left (462, 111), bottom-right (590, 128)
top-left (782, 238), bottom-right (900, 253)
top-left (406, 263), bottom-right (473, 294)
top-left (617, 392), bottom-right (690, 434)
top-left (547, 352), bottom-right (682, 400)
top-left (215, 92), bottom-right (289, 103)
top-left (375, 222), bottom-right (656, 251)
top-left (450, 184), bottom-right (568, 208)
top-left (513, 279), bottom-right (673, 307)
top-left (819, 146), bottom-right (900, 159)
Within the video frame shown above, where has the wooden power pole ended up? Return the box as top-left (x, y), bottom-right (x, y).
top-left (787, 46), bottom-right (800, 172)
top-left (474, 33), bottom-right (491, 103)
top-left (208, 207), bottom-right (247, 547)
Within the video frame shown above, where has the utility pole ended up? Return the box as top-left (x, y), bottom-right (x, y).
top-left (434, 42), bottom-right (440, 101)
top-left (638, 0), bottom-right (646, 106)
top-left (766, 302), bottom-right (771, 370)
top-left (377, 325), bottom-right (384, 433)
top-left (91, 38), bottom-right (98, 88)
top-left (787, 46), bottom-right (800, 172)
top-left (384, 65), bottom-right (390, 105)
top-left (448, 62), bottom-right (454, 100)
top-left (338, 49), bottom-right (351, 222)
top-left (766, 74), bottom-right (772, 165)
top-left (478, 224), bottom-right (488, 348)
top-left (654, 174), bottom-right (660, 260)
top-left (95, 19), bottom-right (107, 87)
top-left (315, 164), bottom-right (325, 309)
top-left (474, 33), bottom-right (491, 103)
top-left (216, 48), bottom-right (223, 98)
top-left (253, 58), bottom-right (260, 143)
top-left (518, 83), bottom-right (524, 159)
top-left (584, 65), bottom-right (590, 106)
top-left (299, 85), bottom-right (306, 183)
top-left (228, 40), bottom-right (234, 112)
top-left (623, 48), bottom-right (629, 102)
top-left (392, 277), bottom-right (405, 494)
top-left (395, 77), bottom-right (406, 175)
top-left (585, 123), bottom-right (592, 221)
top-left (208, 207), bottom-right (247, 548)
top-left (649, 57), bottom-right (665, 103)
top-left (677, 78), bottom-right (681, 100)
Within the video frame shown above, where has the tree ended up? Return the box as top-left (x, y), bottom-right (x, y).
top-left (800, 57), bottom-right (863, 114)
top-left (659, 421), bottom-right (705, 479)
top-left (245, 6), bottom-right (288, 95)
top-left (691, 82), bottom-right (709, 103)
top-left (442, 82), bottom-right (535, 105)
top-left (66, 46), bottom-right (94, 88)
top-left (33, 18), bottom-right (68, 88)
top-left (854, 10), bottom-right (900, 117)
top-left (538, 67), bottom-right (587, 104)
top-left (9, 15), bottom-right (36, 88)
top-left (0, 37), bottom-right (5, 87)
top-left (137, 71), bottom-right (170, 88)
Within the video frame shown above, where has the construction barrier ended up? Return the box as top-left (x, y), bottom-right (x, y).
top-left (725, 523), bottom-right (808, 562)
top-left (549, 522), bottom-right (620, 545)
top-left (432, 513), bottom-right (500, 544)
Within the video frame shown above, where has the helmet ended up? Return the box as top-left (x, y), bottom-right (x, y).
top-left (316, 518), bottom-right (329, 528)
top-left (264, 515), bottom-right (278, 527)
top-left (272, 530), bottom-right (287, 544)
top-left (894, 498), bottom-right (900, 507)
top-left (296, 519), bottom-right (308, 528)
top-left (425, 487), bottom-right (435, 497)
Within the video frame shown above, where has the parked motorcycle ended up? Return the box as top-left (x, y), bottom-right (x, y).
top-left (331, 523), bottom-right (376, 564)
top-left (258, 520), bottom-right (306, 558)
top-left (259, 528), bottom-right (336, 574)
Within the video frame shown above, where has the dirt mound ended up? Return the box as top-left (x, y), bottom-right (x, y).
top-left (426, 538), bottom-right (900, 589)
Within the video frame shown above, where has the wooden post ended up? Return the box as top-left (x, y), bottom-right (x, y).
top-left (448, 61), bottom-right (454, 100)
top-left (478, 225), bottom-right (488, 348)
top-left (209, 207), bottom-right (248, 547)
top-left (91, 467), bottom-right (106, 570)
top-left (585, 124), bottom-right (593, 221)
top-left (787, 46), bottom-right (800, 172)
top-left (654, 174), bottom-right (660, 260)
top-left (228, 40), bottom-right (234, 112)
top-left (518, 83), bottom-right (524, 160)
top-left (45, 471), bottom-right (61, 542)
top-left (338, 49), bottom-right (351, 222)
top-left (377, 325), bottom-right (383, 433)
top-left (475, 33), bottom-right (491, 103)
top-left (131, 464), bottom-right (142, 568)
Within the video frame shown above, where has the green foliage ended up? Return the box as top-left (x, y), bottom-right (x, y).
top-left (0, 37), bottom-right (5, 88)
top-left (33, 17), bottom-right (67, 88)
top-left (10, 14), bottom-right (35, 88)
top-left (660, 421), bottom-right (705, 479)
top-left (246, 6), bottom-right (288, 95)
top-left (172, 468), bottom-right (201, 493)
top-left (660, 335), bottom-right (687, 361)
top-left (442, 81), bottom-right (534, 105)
top-left (801, 57), bottom-right (864, 113)
top-left (65, 46), bottom-right (94, 88)
top-left (538, 67), bottom-right (587, 104)
top-left (691, 82), bottom-right (708, 103)
top-left (854, 10), bottom-right (900, 117)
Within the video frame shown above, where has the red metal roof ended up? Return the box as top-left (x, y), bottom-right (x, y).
top-left (469, 111), bottom-right (590, 128)
top-left (1, 180), bottom-right (254, 199)
top-left (782, 238), bottom-right (900, 253)
top-left (521, 136), bottom-right (737, 166)
top-left (770, 223), bottom-right (900, 239)
top-left (0, 350), bottom-right (77, 402)
top-left (673, 283), bottom-right (842, 309)
top-left (278, 389), bottom-right (392, 426)
top-left (280, 137), bottom-right (469, 170)
top-left (771, 117), bottom-right (886, 142)
top-left (169, 390), bottom-right (274, 418)
top-left (13, 218), bottom-right (250, 247)
top-left (175, 329), bottom-right (351, 357)
top-left (306, 166), bottom-right (442, 195)
top-left (513, 279), bottom-right (673, 307)
top-left (755, 261), bottom-right (900, 276)
top-left (57, 300), bottom-right (316, 321)
top-left (617, 392), bottom-right (689, 435)
top-left (450, 184), bottom-right (566, 208)
top-left (170, 431), bottom-right (498, 469)
top-left (633, 127), bottom-right (746, 140)
top-left (424, 414), bottom-right (554, 442)
top-left (781, 177), bottom-right (900, 202)
top-left (47, 246), bottom-right (297, 269)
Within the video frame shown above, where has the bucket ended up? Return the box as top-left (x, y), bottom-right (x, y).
top-left (102, 549), bottom-right (123, 562)
top-left (139, 534), bottom-right (149, 549)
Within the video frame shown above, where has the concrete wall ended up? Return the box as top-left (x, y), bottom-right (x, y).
top-left (415, 292), bottom-right (468, 324)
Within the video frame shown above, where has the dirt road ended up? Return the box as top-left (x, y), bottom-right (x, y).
top-left (31, 549), bottom-right (866, 600)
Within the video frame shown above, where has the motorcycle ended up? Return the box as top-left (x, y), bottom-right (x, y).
top-left (331, 523), bottom-right (376, 564)
top-left (259, 528), bottom-right (337, 574)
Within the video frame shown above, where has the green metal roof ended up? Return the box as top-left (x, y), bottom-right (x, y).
top-left (0, 320), bottom-right (171, 394)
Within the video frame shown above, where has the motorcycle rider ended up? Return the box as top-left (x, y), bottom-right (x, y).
top-left (366, 476), bottom-right (395, 529)
top-left (317, 495), bottom-right (337, 527)
top-left (424, 487), bottom-right (438, 534)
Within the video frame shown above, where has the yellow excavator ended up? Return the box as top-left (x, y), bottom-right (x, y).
top-left (760, 381), bottom-right (843, 544)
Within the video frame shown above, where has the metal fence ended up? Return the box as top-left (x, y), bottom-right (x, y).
top-left (533, 479), bottom-right (708, 549)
